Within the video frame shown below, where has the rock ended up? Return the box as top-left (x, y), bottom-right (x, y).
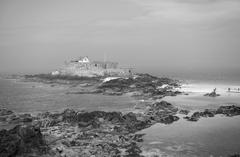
top-left (0, 125), bottom-right (47, 157)
top-left (202, 109), bottom-right (215, 117)
top-left (204, 93), bottom-right (220, 97)
top-left (184, 112), bottom-right (201, 122)
top-left (123, 112), bottom-right (138, 122)
top-left (0, 109), bottom-right (14, 116)
top-left (0, 100), bottom-right (182, 157)
top-left (184, 105), bottom-right (240, 122)
top-left (160, 115), bottom-right (180, 124)
top-left (179, 109), bottom-right (190, 115)
top-left (62, 109), bottom-right (77, 122)
top-left (98, 73), bottom-right (180, 98)
top-left (204, 88), bottom-right (220, 97)
top-left (216, 105), bottom-right (240, 116)
top-left (125, 142), bottom-right (144, 157)
top-left (184, 116), bottom-right (199, 122)
top-left (149, 101), bottom-right (178, 113)
top-left (0, 116), bottom-right (7, 122)
top-left (9, 114), bottom-right (33, 124)
top-left (144, 101), bottom-right (179, 124)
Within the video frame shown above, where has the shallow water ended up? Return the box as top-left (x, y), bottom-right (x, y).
top-left (1, 78), bottom-right (240, 156)
top-left (141, 81), bottom-right (240, 156)
top-left (140, 115), bottom-right (240, 157)
top-left (166, 80), bottom-right (240, 110)
top-left (0, 78), bottom-right (136, 114)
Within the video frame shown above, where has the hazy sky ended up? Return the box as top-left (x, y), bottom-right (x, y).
top-left (0, 0), bottom-right (240, 76)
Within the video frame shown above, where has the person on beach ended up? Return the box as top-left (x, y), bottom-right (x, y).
top-left (228, 88), bottom-right (231, 92)
top-left (213, 88), bottom-right (216, 94)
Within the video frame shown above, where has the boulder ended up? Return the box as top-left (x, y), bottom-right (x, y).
top-left (204, 88), bottom-right (220, 97)
top-left (0, 109), bottom-right (14, 116)
top-left (184, 106), bottom-right (240, 122)
top-left (179, 109), bottom-right (190, 115)
top-left (184, 112), bottom-right (201, 122)
top-left (0, 125), bottom-right (47, 157)
top-left (216, 105), bottom-right (240, 116)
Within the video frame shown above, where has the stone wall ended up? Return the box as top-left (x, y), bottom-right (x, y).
top-left (55, 62), bottom-right (131, 77)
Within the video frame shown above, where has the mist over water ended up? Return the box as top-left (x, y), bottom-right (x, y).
top-left (137, 66), bottom-right (240, 84)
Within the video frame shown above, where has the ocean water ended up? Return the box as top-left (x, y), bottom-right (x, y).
top-left (0, 78), bottom-right (136, 114)
top-left (0, 75), bottom-right (240, 156)
top-left (140, 72), bottom-right (240, 157)
top-left (140, 115), bottom-right (240, 157)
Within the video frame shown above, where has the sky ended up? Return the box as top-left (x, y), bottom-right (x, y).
top-left (0, 0), bottom-right (240, 78)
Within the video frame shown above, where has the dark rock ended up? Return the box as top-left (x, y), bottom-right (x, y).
top-left (154, 101), bottom-right (178, 112)
top-left (62, 108), bottom-right (77, 122)
top-left (104, 112), bottom-right (123, 123)
top-left (216, 105), bottom-right (240, 116)
top-left (123, 112), bottom-right (137, 122)
top-left (184, 116), bottom-right (199, 122)
top-left (204, 93), bottom-right (220, 97)
top-left (0, 109), bottom-right (14, 116)
top-left (160, 115), bottom-right (180, 124)
top-left (125, 142), bottom-right (144, 157)
top-left (184, 105), bottom-right (240, 122)
top-left (179, 109), bottom-right (190, 115)
top-left (125, 119), bottom-right (152, 133)
top-left (0, 125), bottom-right (47, 157)
top-left (184, 112), bottom-right (201, 122)
top-left (204, 88), bottom-right (220, 97)
top-left (98, 74), bottom-right (180, 98)
top-left (11, 114), bottom-right (33, 124)
top-left (202, 109), bottom-right (215, 117)
top-left (143, 101), bottom-right (179, 125)
top-left (131, 134), bottom-right (145, 143)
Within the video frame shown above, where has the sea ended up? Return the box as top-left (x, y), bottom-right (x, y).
top-left (0, 72), bottom-right (240, 157)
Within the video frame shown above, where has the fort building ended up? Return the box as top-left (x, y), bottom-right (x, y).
top-left (51, 56), bottom-right (132, 77)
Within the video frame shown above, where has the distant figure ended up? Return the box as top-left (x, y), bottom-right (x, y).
top-left (238, 88), bottom-right (240, 92)
top-left (228, 88), bottom-right (231, 92)
top-left (213, 88), bottom-right (216, 94)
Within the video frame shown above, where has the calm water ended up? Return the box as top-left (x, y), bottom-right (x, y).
top-left (141, 79), bottom-right (240, 157)
top-left (140, 115), bottom-right (240, 157)
top-left (1, 77), bottom-right (240, 156)
top-left (0, 78), bottom-right (135, 114)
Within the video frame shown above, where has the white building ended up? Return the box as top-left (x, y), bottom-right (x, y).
top-left (78, 56), bottom-right (90, 63)
top-left (51, 70), bottom-right (60, 75)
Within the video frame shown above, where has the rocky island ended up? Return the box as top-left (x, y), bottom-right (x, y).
top-left (1, 57), bottom-right (240, 157)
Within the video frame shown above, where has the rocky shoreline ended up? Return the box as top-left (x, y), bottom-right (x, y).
top-left (1, 103), bottom-right (240, 157)
top-left (184, 105), bottom-right (240, 122)
top-left (23, 73), bottom-right (182, 100)
top-left (1, 73), bottom-right (240, 157)
top-left (0, 100), bottom-right (179, 157)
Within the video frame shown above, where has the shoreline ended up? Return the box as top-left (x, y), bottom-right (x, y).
top-left (1, 73), bottom-right (240, 156)
top-left (1, 101), bottom-right (240, 157)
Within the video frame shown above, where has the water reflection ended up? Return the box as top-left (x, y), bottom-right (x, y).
top-left (140, 115), bottom-right (240, 156)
